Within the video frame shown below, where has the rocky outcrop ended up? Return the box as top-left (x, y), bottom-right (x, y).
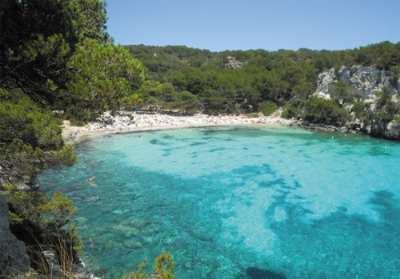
top-left (314, 68), bottom-right (337, 99)
top-left (313, 65), bottom-right (400, 140)
top-left (0, 195), bottom-right (30, 278)
top-left (385, 120), bottom-right (400, 139)
top-left (315, 65), bottom-right (398, 101)
top-left (224, 56), bottom-right (244, 70)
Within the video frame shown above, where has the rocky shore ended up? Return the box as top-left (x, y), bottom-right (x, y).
top-left (63, 111), bottom-right (296, 144)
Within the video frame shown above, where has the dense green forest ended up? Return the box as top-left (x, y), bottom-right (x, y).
top-left (0, 0), bottom-right (399, 278)
top-left (127, 43), bottom-right (400, 129)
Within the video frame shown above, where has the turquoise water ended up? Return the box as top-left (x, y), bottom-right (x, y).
top-left (38, 127), bottom-right (400, 278)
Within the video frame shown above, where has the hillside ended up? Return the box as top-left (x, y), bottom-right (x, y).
top-left (126, 43), bottom-right (400, 139)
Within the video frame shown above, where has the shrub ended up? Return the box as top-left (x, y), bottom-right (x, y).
top-left (170, 91), bottom-right (200, 114)
top-left (282, 104), bottom-right (297, 119)
top-left (47, 145), bottom-right (77, 166)
top-left (281, 98), bottom-right (305, 119)
top-left (123, 93), bottom-right (143, 109)
top-left (0, 91), bottom-right (63, 149)
top-left (303, 97), bottom-right (349, 126)
top-left (3, 183), bottom-right (47, 225)
top-left (39, 192), bottom-right (76, 227)
top-left (328, 81), bottom-right (361, 104)
top-left (0, 139), bottom-right (46, 183)
top-left (259, 101), bottom-right (278, 116)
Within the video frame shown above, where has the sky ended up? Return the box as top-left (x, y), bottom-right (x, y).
top-left (106, 0), bottom-right (400, 51)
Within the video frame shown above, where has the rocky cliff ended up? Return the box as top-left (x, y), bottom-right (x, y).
top-left (315, 65), bottom-right (400, 101)
top-left (0, 195), bottom-right (30, 278)
top-left (313, 65), bottom-right (400, 139)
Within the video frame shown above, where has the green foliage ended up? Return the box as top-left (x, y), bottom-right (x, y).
top-left (65, 0), bottom-right (108, 44)
top-left (259, 101), bottom-right (278, 116)
top-left (66, 39), bottom-right (145, 121)
top-left (328, 81), bottom-right (360, 104)
top-left (0, 139), bottom-right (46, 182)
top-left (0, 89), bottom-right (62, 149)
top-left (39, 192), bottom-right (76, 227)
top-left (3, 183), bottom-right (46, 225)
top-left (282, 106), bottom-right (298, 119)
top-left (364, 87), bottom-right (400, 134)
top-left (355, 41), bottom-right (400, 71)
top-left (47, 145), bottom-right (77, 166)
top-left (303, 97), bottom-right (349, 126)
top-left (172, 90), bottom-right (201, 114)
top-left (133, 80), bottom-right (200, 114)
top-left (2, 183), bottom-right (75, 229)
top-left (128, 42), bottom-right (400, 116)
top-left (0, 0), bottom-right (107, 103)
top-left (351, 101), bottom-right (370, 122)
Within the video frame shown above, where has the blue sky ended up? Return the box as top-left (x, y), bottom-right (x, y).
top-left (106, 0), bottom-right (400, 51)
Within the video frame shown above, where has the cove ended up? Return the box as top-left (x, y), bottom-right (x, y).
top-left (37, 127), bottom-right (400, 278)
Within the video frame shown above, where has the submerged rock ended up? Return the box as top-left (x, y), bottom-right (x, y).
top-left (0, 196), bottom-right (30, 277)
top-left (245, 267), bottom-right (286, 279)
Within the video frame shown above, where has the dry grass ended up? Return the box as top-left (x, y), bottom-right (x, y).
top-left (54, 235), bottom-right (75, 279)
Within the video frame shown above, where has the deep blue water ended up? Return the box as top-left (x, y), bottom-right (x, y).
top-left (38, 127), bottom-right (400, 278)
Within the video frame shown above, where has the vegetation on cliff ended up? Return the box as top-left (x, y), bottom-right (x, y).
top-left (127, 43), bottom-right (400, 133)
top-left (0, 0), bottom-right (146, 277)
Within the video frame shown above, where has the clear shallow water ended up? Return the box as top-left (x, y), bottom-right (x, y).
top-left (38, 127), bottom-right (400, 279)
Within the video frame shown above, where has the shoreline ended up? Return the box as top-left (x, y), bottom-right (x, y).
top-left (62, 111), bottom-right (297, 144)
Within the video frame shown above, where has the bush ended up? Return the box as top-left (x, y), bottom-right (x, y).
top-left (259, 101), bottom-right (278, 116)
top-left (39, 192), bottom-right (76, 228)
top-left (303, 97), bottom-right (349, 126)
top-left (281, 98), bottom-right (305, 119)
top-left (0, 91), bottom-right (62, 149)
top-left (3, 183), bottom-right (75, 229)
top-left (0, 139), bottom-right (46, 183)
top-left (328, 81), bottom-right (360, 104)
top-left (47, 145), bottom-right (77, 166)
top-left (282, 104), bottom-right (298, 119)
top-left (169, 91), bottom-right (200, 114)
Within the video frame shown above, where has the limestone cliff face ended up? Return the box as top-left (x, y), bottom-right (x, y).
top-left (0, 195), bottom-right (30, 278)
top-left (315, 65), bottom-right (399, 101)
top-left (313, 65), bottom-right (400, 140)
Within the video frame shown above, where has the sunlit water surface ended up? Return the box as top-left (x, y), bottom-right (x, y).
top-left (38, 127), bottom-right (400, 278)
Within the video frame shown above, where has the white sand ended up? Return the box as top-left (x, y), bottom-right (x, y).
top-left (62, 111), bottom-right (296, 144)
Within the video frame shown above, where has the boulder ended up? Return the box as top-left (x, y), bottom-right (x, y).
top-left (385, 120), bottom-right (400, 139)
top-left (0, 195), bottom-right (30, 277)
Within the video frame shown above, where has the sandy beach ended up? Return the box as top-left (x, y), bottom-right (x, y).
top-left (62, 111), bottom-right (296, 144)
